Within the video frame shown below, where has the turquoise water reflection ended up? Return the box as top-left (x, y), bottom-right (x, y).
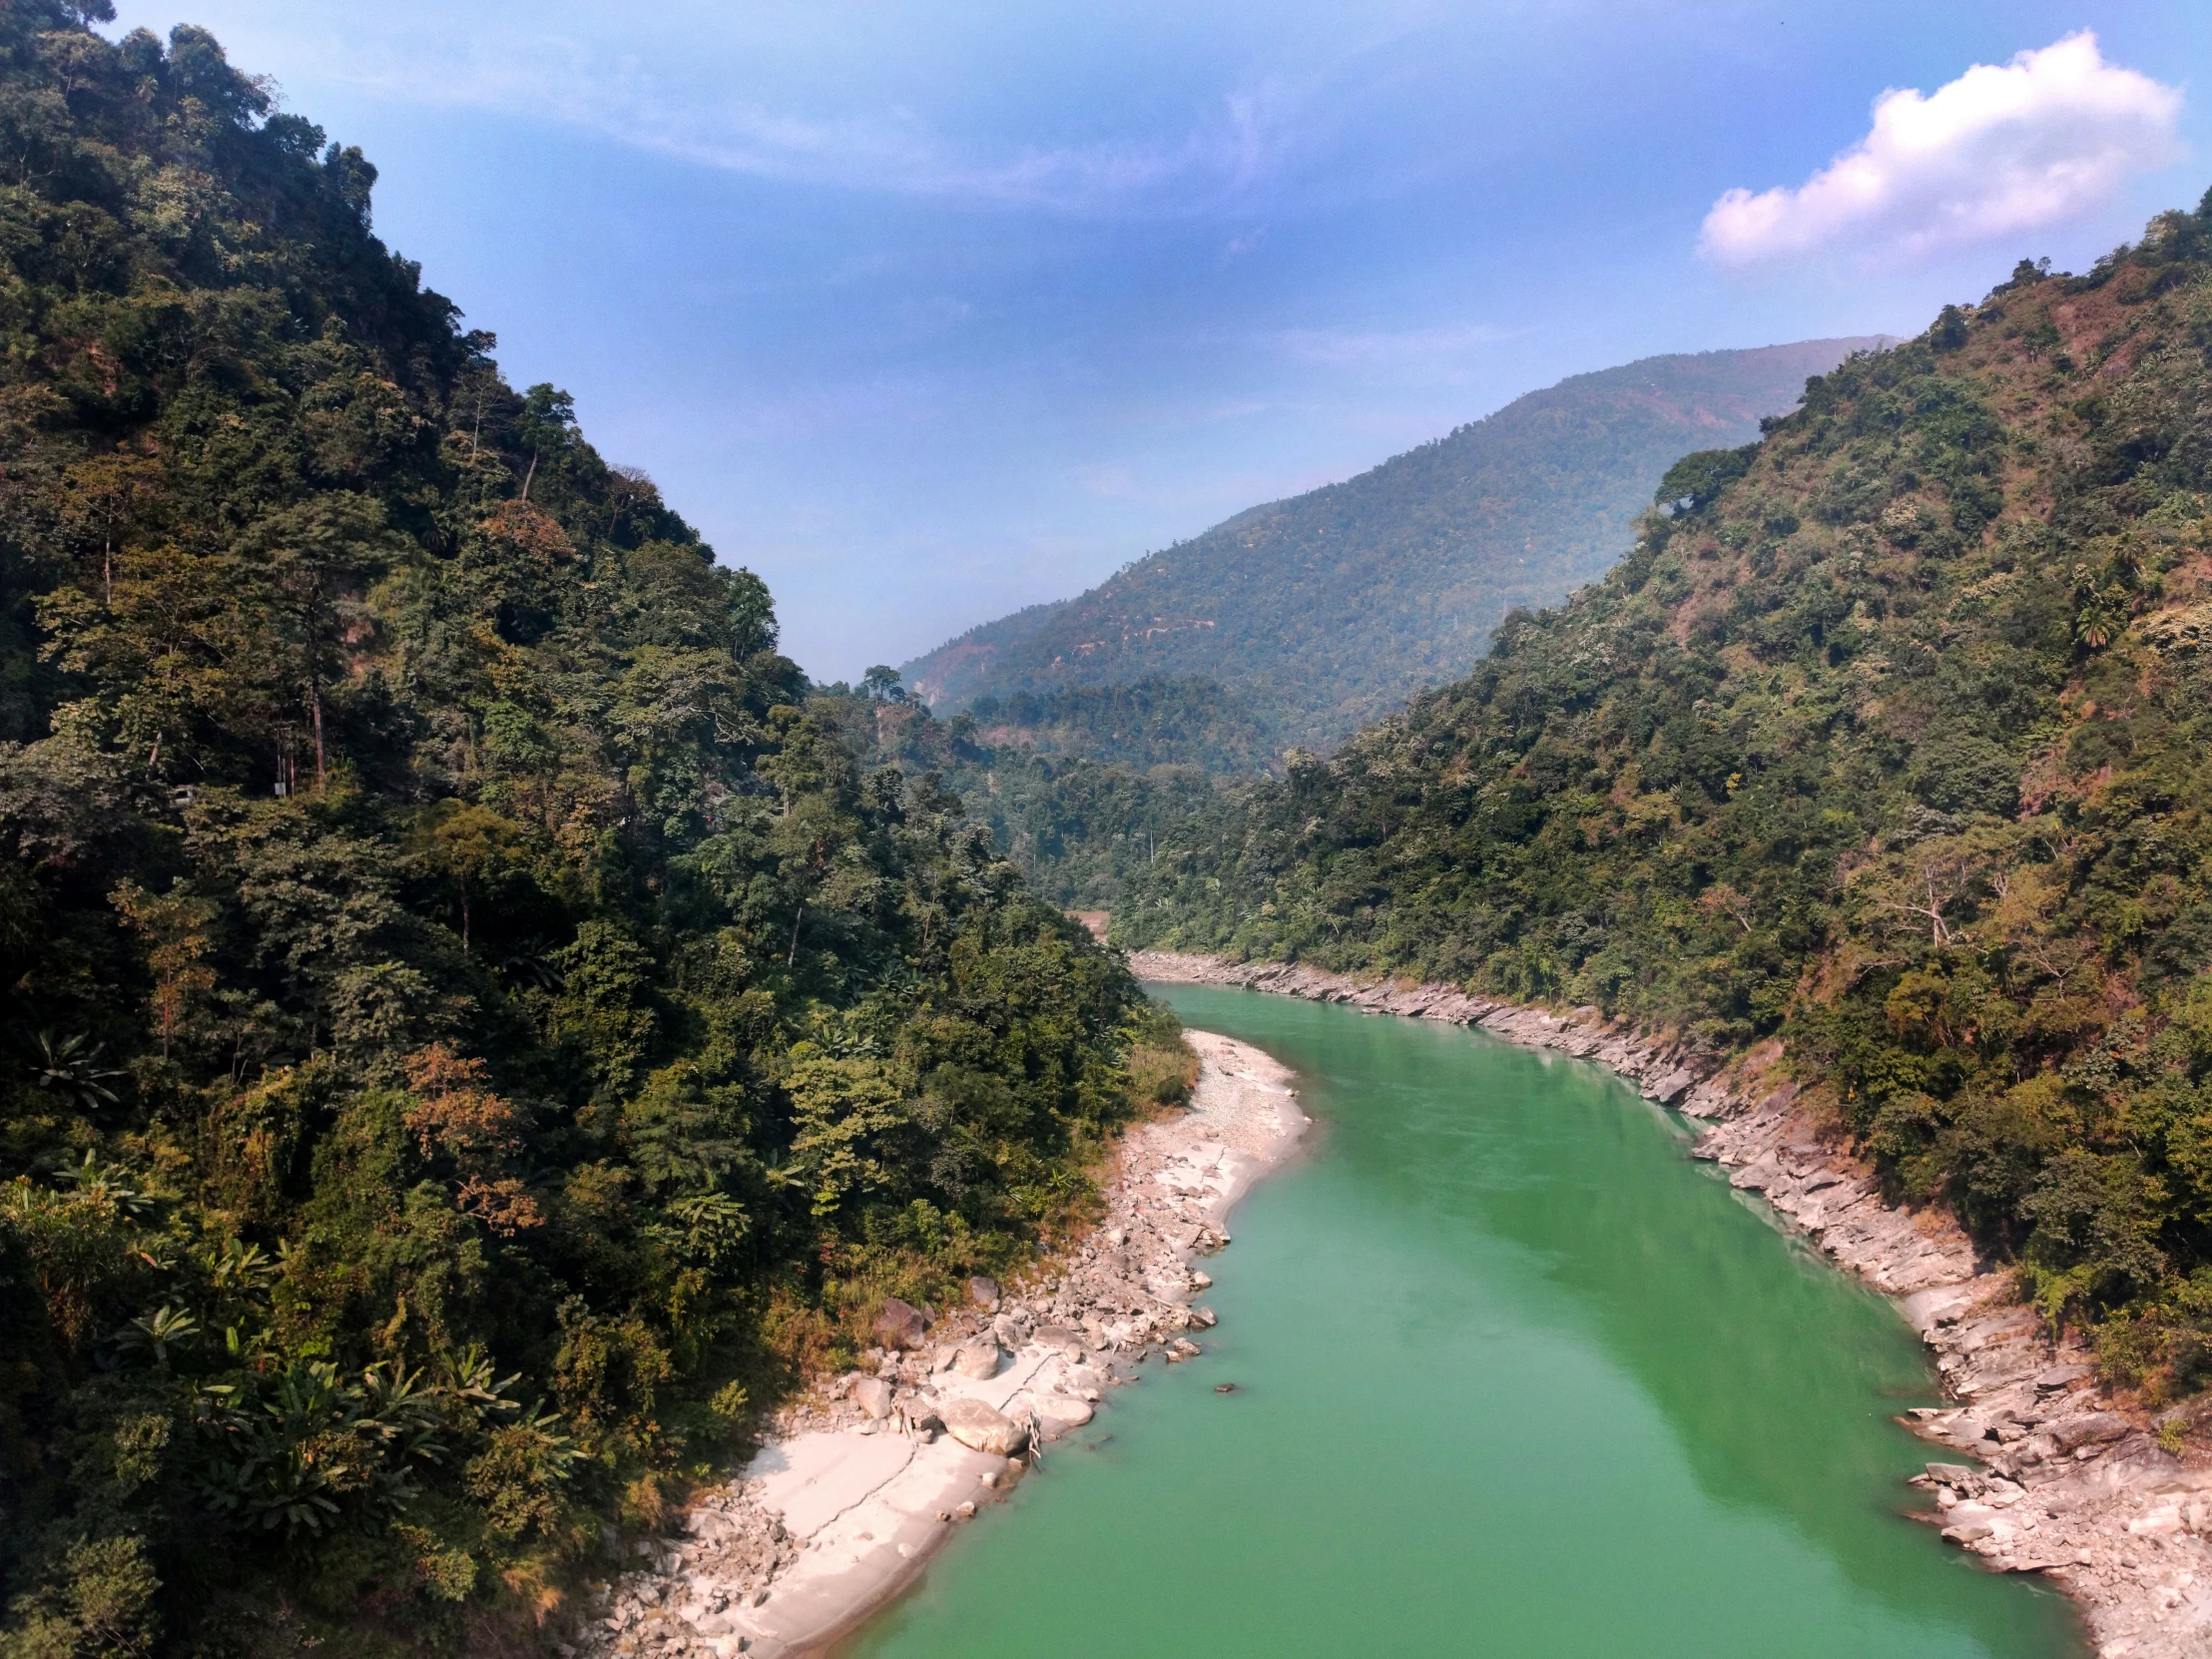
top-left (845, 987), bottom-right (2083, 1658)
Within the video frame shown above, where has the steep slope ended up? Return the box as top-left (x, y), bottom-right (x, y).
top-left (812, 678), bottom-right (1232, 913)
top-left (905, 336), bottom-right (1889, 752)
top-left (0, 11), bottom-right (1162, 1652)
top-left (1120, 203), bottom-right (2212, 1392)
top-left (962, 675), bottom-right (1268, 771)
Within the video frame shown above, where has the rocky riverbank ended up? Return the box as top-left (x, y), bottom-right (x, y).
top-left (1130, 950), bottom-right (2212, 1659)
top-left (565, 1031), bottom-right (1307, 1659)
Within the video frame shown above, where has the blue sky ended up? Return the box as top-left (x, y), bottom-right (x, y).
top-left (111, 2), bottom-right (2211, 681)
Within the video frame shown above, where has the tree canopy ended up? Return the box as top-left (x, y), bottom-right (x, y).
top-left (1121, 201), bottom-right (2212, 1398)
top-left (0, 11), bottom-right (1165, 1652)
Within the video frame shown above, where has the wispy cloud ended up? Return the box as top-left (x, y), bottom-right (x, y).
top-left (1700, 33), bottom-right (2184, 270)
top-left (1221, 227), bottom-right (1269, 264)
top-left (317, 27), bottom-right (1305, 219)
top-left (1273, 320), bottom-right (1517, 367)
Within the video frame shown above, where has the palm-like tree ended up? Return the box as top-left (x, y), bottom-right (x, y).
top-left (30, 1030), bottom-right (124, 1112)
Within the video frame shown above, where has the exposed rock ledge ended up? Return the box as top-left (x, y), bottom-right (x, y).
top-left (566, 1031), bottom-right (1306, 1659)
top-left (1133, 949), bottom-right (2212, 1659)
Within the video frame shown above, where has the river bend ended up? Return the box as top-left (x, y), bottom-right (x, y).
top-left (845, 985), bottom-right (2084, 1658)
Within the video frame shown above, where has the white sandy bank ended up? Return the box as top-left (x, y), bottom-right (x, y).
top-left (570, 1031), bottom-right (1305, 1659)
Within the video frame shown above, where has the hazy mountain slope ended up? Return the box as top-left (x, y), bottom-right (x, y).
top-left (811, 684), bottom-right (1231, 912)
top-left (905, 337), bottom-right (1890, 751)
top-left (1120, 204), bottom-right (2212, 1390)
top-left (963, 675), bottom-right (1268, 771)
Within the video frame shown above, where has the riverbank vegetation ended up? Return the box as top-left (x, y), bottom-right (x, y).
top-left (0, 9), bottom-right (1167, 1652)
top-left (1120, 205), bottom-right (2212, 1400)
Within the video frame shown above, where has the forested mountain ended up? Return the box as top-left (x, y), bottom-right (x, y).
top-left (812, 674), bottom-right (1228, 910)
top-left (0, 10), bottom-right (1169, 1653)
top-left (904, 336), bottom-right (1890, 754)
top-left (963, 675), bottom-right (1265, 772)
top-left (1121, 205), bottom-right (2212, 1395)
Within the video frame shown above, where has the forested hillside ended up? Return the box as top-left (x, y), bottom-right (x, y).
top-left (904, 336), bottom-right (1888, 753)
top-left (1121, 205), bottom-right (2212, 1395)
top-left (812, 673), bottom-right (1226, 910)
top-left (0, 10), bottom-right (1167, 1653)
top-left (963, 675), bottom-right (1265, 772)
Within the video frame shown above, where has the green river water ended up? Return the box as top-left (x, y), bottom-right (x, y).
top-left (843, 985), bottom-right (2087, 1658)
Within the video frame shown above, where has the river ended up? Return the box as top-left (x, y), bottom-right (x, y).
top-left (842, 984), bottom-right (2086, 1658)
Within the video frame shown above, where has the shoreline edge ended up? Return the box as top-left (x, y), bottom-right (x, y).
top-left (1130, 949), bottom-right (2211, 1659)
top-left (571, 1030), bottom-right (1305, 1659)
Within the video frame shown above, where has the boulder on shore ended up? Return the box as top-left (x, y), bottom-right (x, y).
top-left (968, 1277), bottom-right (1000, 1309)
top-left (941, 1397), bottom-right (1028, 1456)
top-left (1030, 1324), bottom-right (1084, 1359)
top-left (1940, 1503), bottom-right (2000, 1543)
top-left (1034, 1395), bottom-right (1094, 1437)
top-left (850, 1377), bottom-right (893, 1419)
top-left (874, 1298), bottom-right (927, 1350)
top-left (952, 1341), bottom-right (1003, 1380)
top-left (2050, 1412), bottom-right (2129, 1451)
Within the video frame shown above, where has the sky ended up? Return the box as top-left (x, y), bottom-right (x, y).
top-left (107, 1), bottom-right (2212, 683)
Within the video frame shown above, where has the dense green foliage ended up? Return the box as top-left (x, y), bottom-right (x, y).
top-left (0, 12), bottom-right (1160, 1651)
top-left (904, 337), bottom-right (1888, 755)
top-left (1121, 209), bottom-right (2212, 1394)
top-left (962, 675), bottom-right (1265, 773)
top-left (813, 674), bottom-right (1221, 910)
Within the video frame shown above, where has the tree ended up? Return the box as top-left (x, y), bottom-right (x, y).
top-left (409, 802), bottom-right (524, 947)
top-left (110, 880), bottom-right (218, 1060)
top-left (228, 497), bottom-right (400, 794)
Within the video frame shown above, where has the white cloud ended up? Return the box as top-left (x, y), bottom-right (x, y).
top-left (1699, 33), bottom-right (2183, 270)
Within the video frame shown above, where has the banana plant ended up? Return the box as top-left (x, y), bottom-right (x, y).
top-left (29, 1030), bottom-right (124, 1111)
top-left (195, 1359), bottom-right (451, 1539)
top-left (116, 1303), bottom-right (202, 1369)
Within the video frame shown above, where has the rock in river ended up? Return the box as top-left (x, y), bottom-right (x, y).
top-left (942, 1397), bottom-right (1028, 1456)
top-left (1033, 1395), bottom-right (1094, 1437)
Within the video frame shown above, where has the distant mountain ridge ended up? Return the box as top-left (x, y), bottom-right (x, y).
top-left (905, 336), bottom-right (1894, 753)
top-left (1108, 201), bottom-right (2212, 1410)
